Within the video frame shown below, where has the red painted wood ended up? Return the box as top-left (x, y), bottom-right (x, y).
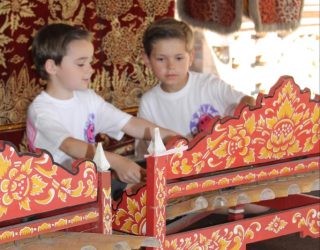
top-left (112, 185), bottom-right (147, 235)
top-left (256, 194), bottom-right (320, 210)
top-left (0, 208), bottom-right (99, 243)
top-left (167, 156), bottom-right (319, 199)
top-left (98, 171), bottom-right (112, 234)
top-left (165, 76), bottom-right (320, 179)
top-left (0, 140), bottom-right (113, 244)
top-left (0, 141), bottom-right (98, 223)
top-left (164, 202), bottom-right (320, 249)
top-left (146, 155), bottom-right (168, 250)
top-left (104, 76), bottom-right (320, 249)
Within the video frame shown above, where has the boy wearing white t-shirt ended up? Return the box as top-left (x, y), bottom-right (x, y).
top-left (136, 18), bottom-right (255, 157)
top-left (27, 23), bottom-right (176, 187)
top-left (136, 18), bottom-right (268, 215)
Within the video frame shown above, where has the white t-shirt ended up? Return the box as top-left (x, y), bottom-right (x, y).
top-left (27, 89), bottom-right (132, 168)
top-left (135, 71), bottom-right (245, 158)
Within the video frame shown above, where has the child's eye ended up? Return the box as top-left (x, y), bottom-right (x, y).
top-left (156, 58), bottom-right (164, 62)
top-left (176, 57), bottom-right (184, 61)
top-left (77, 64), bottom-right (84, 67)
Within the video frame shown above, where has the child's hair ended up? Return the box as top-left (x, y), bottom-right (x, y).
top-left (32, 23), bottom-right (91, 80)
top-left (143, 18), bottom-right (194, 57)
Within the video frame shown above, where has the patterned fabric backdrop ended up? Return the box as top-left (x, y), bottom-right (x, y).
top-left (0, 0), bottom-right (174, 127)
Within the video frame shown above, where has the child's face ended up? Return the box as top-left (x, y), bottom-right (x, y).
top-left (50, 39), bottom-right (94, 93)
top-left (144, 38), bottom-right (193, 92)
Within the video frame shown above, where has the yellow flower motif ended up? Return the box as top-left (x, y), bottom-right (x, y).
top-left (0, 154), bottom-right (11, 179)
top-left (0, 231), bottom-right (14, 240)
top-left (0, 0), bottom-right (36, 34)
top-left (168, 185), bottom-right (181, 195)
top-left (213, 125), bottom-right (255, 167)
top-left (217, 237), bottom-right (231, 250)
top-left (260, 97), bottom-right (302, 159)
top-left (19, 226), bottom-right (33, 236)
top-left (202, 180), bottom-right (215, 188)
top-left (70, 215), bottom-right (82, 224)
top-left (266, 216), bottom-right (288, 233)
top-left (116, 191), bottom-right (146, 235)
top-left (293, 209), bottom-right (319, 235)
top-left (311, 105), bottom-right (319, 144)
top-left (55, 219), bottom-right (67, 227)
top-left (1, 158), bottom-right (46, 211)
top-left (181, 158), bottom-right (193, 175)
top-left (186, 182), bottom-right (199, 190)
top-left (192, 152), bottom-right (202, 164)
top-left (38, 223), bottom-right (51, 232)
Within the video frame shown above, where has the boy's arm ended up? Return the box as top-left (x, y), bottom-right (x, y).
top-left (122, 117), bottom-right (178, 143)
top-left (60, 137), bottom-right (143, 183)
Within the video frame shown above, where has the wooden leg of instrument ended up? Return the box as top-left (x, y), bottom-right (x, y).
top-left (228, 204), bottom-right (245, 221)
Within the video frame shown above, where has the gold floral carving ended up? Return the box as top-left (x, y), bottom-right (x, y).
top-left (0, 64), bottom-right (43, 124)
top-left (266, 216), bottom-right (288, 233)
top-left (169, 79), bottom-right (320, 175)
top-left (165, 222), bottom-right (261, 249)
top-left (0, 0), bottom-right (36, 35)
top-left (138, 0), bottom-right (171, 17)
top-left (96, 0), bottom-right (133, 19)
top-left (102, 187), bottom-right (112, 234)
top-left (0, 211), bottom-right (99, 241)
top-left (0, 144), bottom-right (98, 219)
top-left (155, 167), bottom-right (166, 244)
top-left (114, 190), bottom-right (146, 235)
top-left (293, 208), bottom-right (320, 235)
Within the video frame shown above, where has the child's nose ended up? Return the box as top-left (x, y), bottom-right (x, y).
top-left (167, 59), bottom-right (175, 69)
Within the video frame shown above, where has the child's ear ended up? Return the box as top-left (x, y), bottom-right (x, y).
top-left (44, 59), bottom-right (58, 76)
top-left (142, 53), bottom-right (151, 67)
top-left (189, 49), bottom-right (195, 67)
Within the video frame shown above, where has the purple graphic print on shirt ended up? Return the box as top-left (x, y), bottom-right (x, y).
top-left (84, 113), bottom-right (95, 143)
top-left (189, 104), bottom-right (219, 135)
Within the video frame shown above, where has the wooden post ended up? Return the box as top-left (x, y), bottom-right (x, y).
top-left (146, 155), bottom-right (167, 250)
top-left (98, 171), bottom-right (112, 234)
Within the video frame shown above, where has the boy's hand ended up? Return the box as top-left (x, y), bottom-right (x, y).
top-left (112, 156), bottom-right (144, 184)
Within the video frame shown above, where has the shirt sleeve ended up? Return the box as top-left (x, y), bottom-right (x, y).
top-left (134, 94), bottom-right (154, 160)
top-left (27, 106), bottom-right (72, 158)
top-left (210, 78), bottom-right (246, 116)
top-left (94, 94), bottom-right (132, 141)
top-left (138, 94), bottom-right (153, 121)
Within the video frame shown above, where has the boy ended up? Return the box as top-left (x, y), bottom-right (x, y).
top-left (27, 23), bottom-right (176, 185)
top-left (136, 18), bottom-right (255, 157)
top-left (136, 18), bottom-right (268, 214)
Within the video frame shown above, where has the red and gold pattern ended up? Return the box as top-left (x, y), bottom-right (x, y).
top-left (293, 208), bottom-right (320, 236)
top-left (0, 141), bottom-right (98, 222)
top-left (0, 209), bottom-right (99, 244)
top-left (101, 186), bottom-right (112, 234)
top-left (163, 206), bottom-right (319, 250)
top-left (153, 166), bottom-right (167, 244)
top-left (167, 76), bottom-right (320, 179)
top-left (112, 77), bottom-right (319, 250)
top-left (113, 188), bottom-right (147, 235)
top-left (167, 157), bottom-right (319, 199)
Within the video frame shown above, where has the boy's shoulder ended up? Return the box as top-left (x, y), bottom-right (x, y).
top-left (188, 71), bottom-right (220, 85)
top-left (141, 83), bottom-right (161, 100)
top-left (29, 89), bottom-right (99, 110)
